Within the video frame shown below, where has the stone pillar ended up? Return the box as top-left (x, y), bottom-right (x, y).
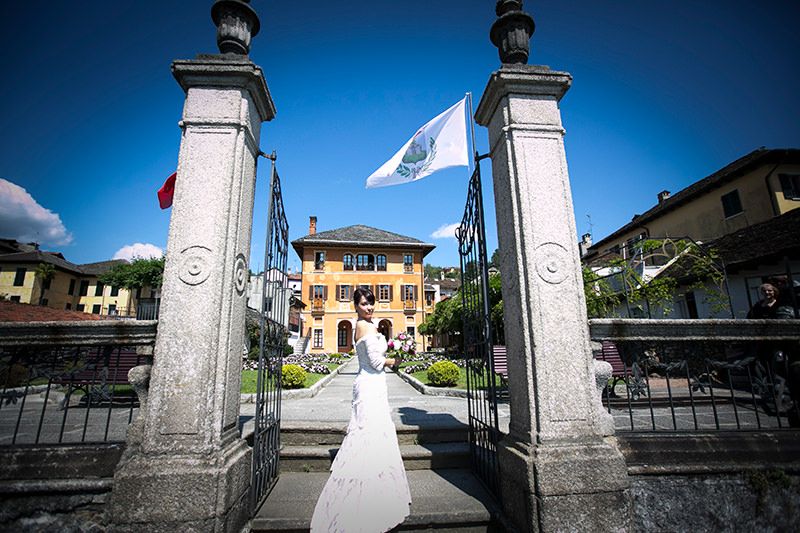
top-left (475, 59), bottom-right (632, 533)
top-left (110, 6), bottom-right (275, 529)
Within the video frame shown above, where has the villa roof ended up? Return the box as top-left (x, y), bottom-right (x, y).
top-left (0, 251), bottom-right (128, 277)
top-left (588, 148), bottom-right (800, 253)
top-left (292, 224), bottom-right (435, 258)
top-left (0, 250), bottom-right (84, 274)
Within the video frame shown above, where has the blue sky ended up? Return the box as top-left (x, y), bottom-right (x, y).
top-left (1, 1), bottom-right (798, 272)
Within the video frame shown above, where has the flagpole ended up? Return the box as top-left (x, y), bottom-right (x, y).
top-left (466, 92), bottom-right (479, 174)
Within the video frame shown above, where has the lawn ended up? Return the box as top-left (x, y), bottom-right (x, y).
top-left (241, 362), bottom-right (340, 393)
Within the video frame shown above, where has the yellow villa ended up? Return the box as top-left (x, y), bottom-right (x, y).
top-left (0, 241), bottom-right (158, 318)
top-left (291, 217), bottom-right (435, 354)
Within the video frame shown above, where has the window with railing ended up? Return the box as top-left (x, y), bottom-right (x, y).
top-left (343, 253), bottom-right (354, 271)
top-left (403, 254), bottom-right (413, 273)
top-left (376, 254), bottom-right (387, 271)
top-left (356, 254), bottom-right (374, 271)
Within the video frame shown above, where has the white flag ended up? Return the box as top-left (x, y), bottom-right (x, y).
top-left (365, 98), bottom-right (468, 189)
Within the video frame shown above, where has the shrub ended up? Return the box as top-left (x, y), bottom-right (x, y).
top-left (284, 344), bottom-right (295, 356)
top-left (427, 360), bottom-right (459, 387)
top-left (281, 364), bottom-right (307, 389)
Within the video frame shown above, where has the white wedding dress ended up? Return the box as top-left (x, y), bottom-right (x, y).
top-left (310, 333), bottom-right (412, 532)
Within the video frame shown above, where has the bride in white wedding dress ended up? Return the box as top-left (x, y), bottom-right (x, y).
top-left (310, 287), bottom-right (412, 532)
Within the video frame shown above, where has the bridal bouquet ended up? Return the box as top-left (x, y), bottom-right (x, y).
top-left (387, 331), bottom-right (416, 359)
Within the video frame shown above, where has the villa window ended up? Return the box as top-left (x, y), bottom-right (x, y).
top-left (92, 304), bottom-right (101, 314)
top-left (721, 190), bottom-right (743, 218)
top-left (377, 284), bottom-right (391, 301)
top-left (79, 280), bottom-right (89, 296)
top-left (402, 284), bottom-right (416, 301)
top-left (779, 174), bottom-right (800, 200)
top-left (406, 326), bottom-right (415, 337)
top-left (41, 298), bottom-right (48, 306)
top-left (65, 303), bottom-right (72, 310)
top-left (314, 251), bottom-right (325, 271)
top-left (425, 291), bottom-right (434, 306)
top-left (338, 284), bottom-right (352, 301)
top-left (10, 296), bottom-right (20, 302)
top-left (13, 268), bottom-right (25, 287)
top-left (356, 254), bottom-right (374, 271)
top-left (376, 254), bottom-right (387, 271)
top-left (108, 304), bottom-right (117, 315)
top-left (313, 329), bottom-right (323, 348)
top-left (310, 285), bottom-right (327, 300)
top-left (43, 277), bottom-right (52, 290)
top-left (110, 286), bottom-right (119, 297)
top-left (343, 253), bottom-right (354, 271)
top-left (95, 282), bottom-right (104, 297)
top-left (337, 326), bottom-right (348, 347)
top-left (403, 254), bottom-right (413, 273)
top-left (68, 279), bottom-right (76, 295)
top-left (76, 304), bottom-right (85, 312)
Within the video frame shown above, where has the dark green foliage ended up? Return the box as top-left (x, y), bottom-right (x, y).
top-left (99, 257), bottom-right (165, 290)
top-left (284, 344), bottom-right (295, 356)
top-left (281, 364), bottom-right (306, 389)
top-left (427, 360), bottom-right (459, 387)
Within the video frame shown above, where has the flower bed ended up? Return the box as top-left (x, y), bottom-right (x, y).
top-left (241, 352), bottom-right (351, 392)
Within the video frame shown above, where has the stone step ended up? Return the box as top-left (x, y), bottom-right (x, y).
top-left (280, 442), bottom-right (471, 472)
top-left (279, 421), bottom-right (468, 446)
top-left (250, 469), bottom-right (502, 532)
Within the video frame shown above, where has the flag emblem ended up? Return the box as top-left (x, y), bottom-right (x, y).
top-left (366, 98), bottom-right (468, 188)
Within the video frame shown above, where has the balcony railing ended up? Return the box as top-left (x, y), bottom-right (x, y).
top-left (588, 319), bottom-right (800, 433)
top-left (0, 321), bottom-right (157, 446)
top-left (403, 299), bottom-right (417, 313)
top-left (404, 265), bottom-right (414, 273)
top-left (311, 298), bottom-right (325, 314)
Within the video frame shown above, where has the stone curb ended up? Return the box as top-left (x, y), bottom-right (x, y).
top-left (240, 360), bottom-right (349, 403)
top-left (395, 368), bottom-right (470, 398)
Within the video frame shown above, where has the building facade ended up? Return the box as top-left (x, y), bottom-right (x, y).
top-left (583, 148), bottom-right (800, 318)
top-left (0, 244), bottom-right (158, 317)
top-left (292, 218), bottom-right (434, 353)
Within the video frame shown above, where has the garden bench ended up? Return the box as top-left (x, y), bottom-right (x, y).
top-left (53, 347), bottom-right (146, 407)
top-left (594, 341), bottom-right (627, 397)
top-left (493, 345), bottom-right (508, 386)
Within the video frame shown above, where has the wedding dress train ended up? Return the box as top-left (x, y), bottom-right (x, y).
top-left (310, 333), bottom-right (411, 532)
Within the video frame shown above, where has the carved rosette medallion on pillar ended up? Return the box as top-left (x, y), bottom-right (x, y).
top-left (474, 2), bottom-right (633, 531)
top-left (110, 2), bottom-right (275, 532)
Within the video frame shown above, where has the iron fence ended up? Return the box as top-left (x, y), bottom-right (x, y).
top-left (0, 321), bottom-right (156, 446)
top-left (589, 319), bottom-right (800, 432)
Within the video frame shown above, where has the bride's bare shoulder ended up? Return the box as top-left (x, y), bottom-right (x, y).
top-left (354, 320), bottom-right (377, 342)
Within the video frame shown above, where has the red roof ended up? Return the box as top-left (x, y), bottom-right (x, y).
top-left (0, 301), bottom-right (105, 322)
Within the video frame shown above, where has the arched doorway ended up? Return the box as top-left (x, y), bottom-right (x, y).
top-left (337, 320), bottom-right (353, 353)
top-left (378, 319), bottom-right (392, 341)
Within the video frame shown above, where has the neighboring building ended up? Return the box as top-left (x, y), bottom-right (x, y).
top-left (583, 148), bottom-right (800, 318)
top-left (247, 269), bottom-right (305, 346)
top-left (0, 243), bottom-right (158, 317)
top-left (585, 148), bottom-right (799, 261)
top-left (291, 217), bottom-right (434, 354)
top-left (0, 299), bottom-right (105, 322)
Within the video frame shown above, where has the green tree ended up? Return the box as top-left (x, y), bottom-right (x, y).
top-left (99, 257), bottom-right (165, 290)
top-left (489, 248), bottom-right (500, 268)
top-left (34, 263), bottom-right (55, 306)
top-left (424, 264), bottom-right (443, 280)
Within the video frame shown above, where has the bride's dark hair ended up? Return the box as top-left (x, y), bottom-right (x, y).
top-left (353, 287), bottom-right (375, 306)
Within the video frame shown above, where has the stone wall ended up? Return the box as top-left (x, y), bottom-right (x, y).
top-left (0, 444), bottom-right (123, 531)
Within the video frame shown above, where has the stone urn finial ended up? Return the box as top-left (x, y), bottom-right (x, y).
top-left (490, 0), bottom-right (535, 64)
top-left (211, 0), bottom-right (261, 55)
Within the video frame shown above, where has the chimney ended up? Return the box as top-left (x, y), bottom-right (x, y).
top-left (309, 216), bottom-right (317, 235)
top-left (657, 190), bottom-right (671, 204)
top-left (579, 233), bottom-right (592, 258)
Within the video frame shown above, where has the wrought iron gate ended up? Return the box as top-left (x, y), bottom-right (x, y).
top-left (456, 164), bottom-right (501, 499)
top-left (251, 157), bottom-right (289, 510)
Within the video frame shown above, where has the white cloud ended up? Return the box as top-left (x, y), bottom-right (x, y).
top-left (0, 178), bottom-right (73, 246)
top-left (430, 222), bottom-right (460, 239)
top-left (113, 243), bottom-right (164, 261)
